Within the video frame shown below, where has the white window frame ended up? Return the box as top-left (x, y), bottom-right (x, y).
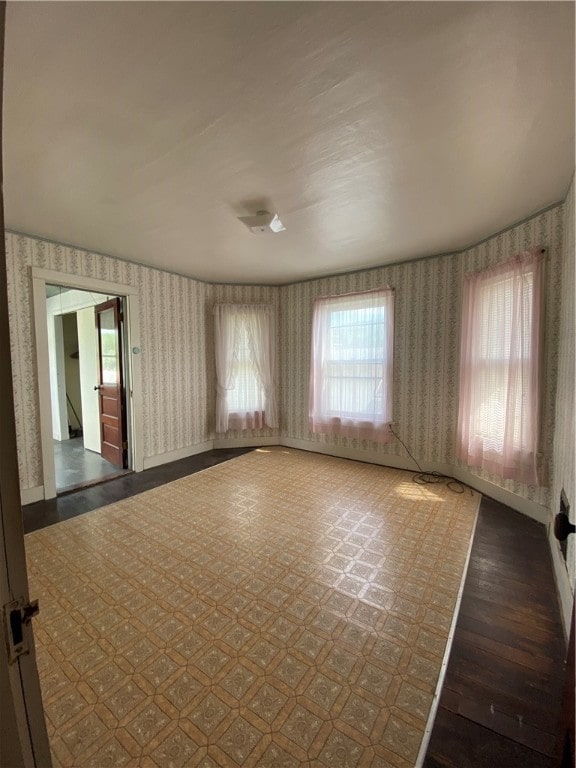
top-left (308, 288), bottom-right (394, 443)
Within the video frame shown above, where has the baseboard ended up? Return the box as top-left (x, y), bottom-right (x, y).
top-left (213, 436), bottom-right (280, 449)
top-left (21, 486), bottom-right (45, 505)
top-left (280, 437), bottom-right (418, 472)
top-left (280, 438), bottom-right (549, 523)
top-left (25, 436), bottom-right (552, 526)
top-left (143, 441), bottom-right (214, 470)
top-left (448, 467), bottom-right (549, 524)
top-left (548, 530), bottom-right (574, 641)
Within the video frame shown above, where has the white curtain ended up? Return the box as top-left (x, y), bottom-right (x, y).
top-left (456, 248), bottom-right (544, 485)
top-left (214, 304), bottom-right (278, 433)
top-left (308, 288), bottom-right (394, 443)
top-left (244, 308), bottom-right (279, 428)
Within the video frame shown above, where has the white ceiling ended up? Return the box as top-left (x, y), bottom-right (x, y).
top-left (4, 2), bottom-right (574, 285)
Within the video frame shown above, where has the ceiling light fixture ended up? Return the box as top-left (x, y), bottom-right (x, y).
top-left (239, 210), bottom-right (286, 235)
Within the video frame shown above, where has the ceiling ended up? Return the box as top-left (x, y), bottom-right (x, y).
top-left (4, 2), bottom-right (574, 285)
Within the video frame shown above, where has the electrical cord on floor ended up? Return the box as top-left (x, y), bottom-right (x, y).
top-left (389, 425), bottom-right (472, 495)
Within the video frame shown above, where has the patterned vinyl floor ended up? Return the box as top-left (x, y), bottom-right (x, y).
top-left (26, 447), bottom-right (479, 768)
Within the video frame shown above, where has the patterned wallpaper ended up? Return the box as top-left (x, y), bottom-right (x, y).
top-left (280, 202), bottom-right (565, 509)
top-left (552, 177), bottom-right (575, 588)
top-left (5, 234), bottom-right (212, 490)
top-left (137, 266), bottom-right (210, 458)
top-left (5, 195), bottom-right (569, 512)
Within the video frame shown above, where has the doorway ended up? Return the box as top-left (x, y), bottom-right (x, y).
top-left (46, 285), bottom-right (131, 494)
top-left (31, 267), bottom-right (144, 500)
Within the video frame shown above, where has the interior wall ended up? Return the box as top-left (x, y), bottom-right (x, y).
top-left (4, 197), bottom-right (569, 516)
top-left (137, 267), bottom-right (210, 460)
top-left (5, 233), bottom-right (212, 490)
top-left (279, 201), bottom-right (565, 512)
top-left (551, 176), bottom-right (575, 629)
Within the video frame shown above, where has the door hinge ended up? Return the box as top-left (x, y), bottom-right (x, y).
top-left (4, 598), bottom-right (40, 664)
top-left (122, 441), bottom-right (128, 450)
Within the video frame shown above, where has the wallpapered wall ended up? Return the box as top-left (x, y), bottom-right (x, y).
top-left (4, 196), bottom-right (568, 516)
top-left (551, 177), bottom-right (575, 597)
top-left (5, 233), bottom-right (212, 489)
top-left (280, 202), bottom-right (565, 509)
top-left (5, 234), bottom-right (282, 491)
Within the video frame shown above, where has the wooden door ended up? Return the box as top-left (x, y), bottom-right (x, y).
top-left (0, 2), bottom-right (53, 756)
top-left (95, 298), bottom-right (127, 468)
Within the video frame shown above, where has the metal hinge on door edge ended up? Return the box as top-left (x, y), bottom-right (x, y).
top-left (3, 597), bottom-right (40, 664)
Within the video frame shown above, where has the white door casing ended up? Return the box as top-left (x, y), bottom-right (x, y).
top-left (47, 313), bottom-right (69, 441)
top-left (31, 268), bottom-right (143, 499)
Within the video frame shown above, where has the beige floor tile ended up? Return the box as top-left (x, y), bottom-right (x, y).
top-left (26, 448), bottom-right (478, 766)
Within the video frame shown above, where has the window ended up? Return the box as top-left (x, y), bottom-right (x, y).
top-left (456, 248), bottom-right (543, 485)
top-left (309, 288), bottom-right (394, 442)
top-left (214, 304), bottom-right (278, 432)
top-left (226, 320), bottom-right (262, 416)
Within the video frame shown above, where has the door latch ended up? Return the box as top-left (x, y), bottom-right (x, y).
top-left (3, 597), bottom-right (39, 664)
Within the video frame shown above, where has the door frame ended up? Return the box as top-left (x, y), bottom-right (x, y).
top-left (31, 268), bottom-right (143, 499)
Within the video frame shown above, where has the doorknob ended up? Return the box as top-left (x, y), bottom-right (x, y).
top-left (94, 385), bottom-right (102, 390)
top-left (554, 490), bottom-right (574, 542)
top-left (554, 512), bottom-right (575, 541)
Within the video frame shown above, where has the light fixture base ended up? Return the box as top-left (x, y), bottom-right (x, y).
top-left (239, 210), bottom-right (286, 234)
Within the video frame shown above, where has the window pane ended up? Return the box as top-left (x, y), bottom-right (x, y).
top-left (99, 308), bottom-right (118, 357)
top-left (478, 273), bottom-right (533, 361)
top-left (456, 253), bottom-right (541, 486)
top-left (309, 288), bottom-right (394, 439)
top-left (323, 305), bottom-right (387, 419)
top-left (101, 355), bottom-right (118, 384)
top-left (227, 321), bottom-right (264, 412)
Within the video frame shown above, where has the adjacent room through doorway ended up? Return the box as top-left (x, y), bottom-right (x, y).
top-left (46, 284), bottom-right (131, 494)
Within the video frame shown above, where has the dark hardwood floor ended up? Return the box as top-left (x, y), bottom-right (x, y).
top-left (23, 447), bottom-right (253, 533)
top-left (424, 497), bottom-right (567, 768)
top-left (22, 453), bottom-right (568, 765)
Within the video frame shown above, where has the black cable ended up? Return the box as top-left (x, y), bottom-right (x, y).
top-left (389, 424), bottom-right (472, 495)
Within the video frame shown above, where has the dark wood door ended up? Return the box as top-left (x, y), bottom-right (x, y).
top-left (95, 298), bottom-right (126, 468)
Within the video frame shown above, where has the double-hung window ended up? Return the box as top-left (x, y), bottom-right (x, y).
top-left (214, 304), bottom-right (278, 432)
top-left (456, 248), bottom-right (544, 485)
top-left (309, 288), bottom-right (394, 442)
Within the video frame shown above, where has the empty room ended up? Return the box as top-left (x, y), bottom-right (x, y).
top-left (0, 2), bottom-right (574, 768)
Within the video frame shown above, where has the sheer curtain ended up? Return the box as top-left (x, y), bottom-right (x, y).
top-left (214, 304), bottom-right (278, 433)
top-left (244, 308), bottom-right (279, 428)
top-left (309, 288), bottom-right (394, 443)
top-left (456, 247), bottom-right (544, 485)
